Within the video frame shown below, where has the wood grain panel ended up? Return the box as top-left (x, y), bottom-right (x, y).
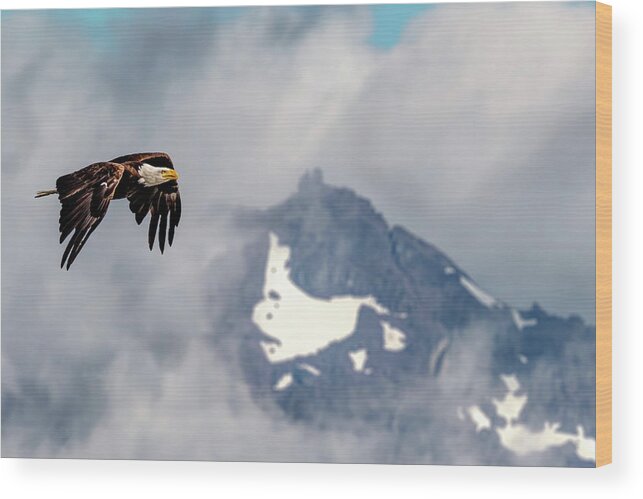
top-left (596, 1), bottom-right (612, 468)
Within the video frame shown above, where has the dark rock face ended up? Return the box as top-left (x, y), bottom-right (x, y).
top-left (214, 170), bottom-right (596, 466)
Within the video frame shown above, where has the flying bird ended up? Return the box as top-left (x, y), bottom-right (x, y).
top-left (36, 152), bottom-right (181, 269)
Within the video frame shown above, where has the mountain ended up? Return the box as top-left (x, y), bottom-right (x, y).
top-left (213, 170), bottom-right (596, 466)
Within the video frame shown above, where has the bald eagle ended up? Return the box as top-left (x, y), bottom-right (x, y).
top-left (36, 152), bottom-right (181, 269)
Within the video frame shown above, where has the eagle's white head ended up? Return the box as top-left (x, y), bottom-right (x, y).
top-left (138, 163), bottom-right (179, 187)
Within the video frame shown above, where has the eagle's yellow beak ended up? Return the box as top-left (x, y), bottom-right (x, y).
top-left (162, 169), bottom-right (179, 181)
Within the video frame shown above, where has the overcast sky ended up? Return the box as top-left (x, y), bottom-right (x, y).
top-left (2, 3), bottom-right (596, 459)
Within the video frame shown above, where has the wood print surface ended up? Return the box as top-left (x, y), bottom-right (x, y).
top-left (595, 1), bottom-right (612, 468)
top-left (1, 2), bottom-right (609, 467)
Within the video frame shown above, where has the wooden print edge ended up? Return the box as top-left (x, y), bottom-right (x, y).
top-left (595, 1), bottom-right (612, 468)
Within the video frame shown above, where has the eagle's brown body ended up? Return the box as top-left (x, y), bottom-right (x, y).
top-left (37, 152), bottom-right (181, 269)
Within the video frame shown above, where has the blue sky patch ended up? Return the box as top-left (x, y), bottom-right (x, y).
top-left (369, 4), bottom-right (432, 50)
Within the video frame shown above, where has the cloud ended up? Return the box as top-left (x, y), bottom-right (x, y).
top-left (2, 3), bottom-right (595, 461)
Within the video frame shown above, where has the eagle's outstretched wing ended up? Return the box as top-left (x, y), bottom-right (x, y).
top-left (56, 162), bottom-right (125, 269)
top-left (110, 152), bottom-right (174, 169)
top-left (126, 180), bottom-right (181, 254)
top-left (109, 152), bottom-right (181, 253)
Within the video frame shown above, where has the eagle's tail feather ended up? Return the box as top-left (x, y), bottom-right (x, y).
top-left (35, 189), bottom-right (58, 198)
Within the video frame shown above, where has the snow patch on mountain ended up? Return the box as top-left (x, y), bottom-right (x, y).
top-left (382, 321), bottom-right (406, 352)
top-left (459, 276), bottom-right (498, 308)
top-left (511, 309), bottom-right (538, 330)
top-left (493, 375), bottom-right (526, 423)
top-left (467, 405), bottom-right (491, 432)
top-left (298, 363), bottom-right (321, 376)
top-left (273, 373), bottom-right (293, 391)
top-left (253, 233), bottom-right (392, 363)
top-left (348, 349), bottom-right (369, 373)
top-left (479, 375), bottom-right (596, 461)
